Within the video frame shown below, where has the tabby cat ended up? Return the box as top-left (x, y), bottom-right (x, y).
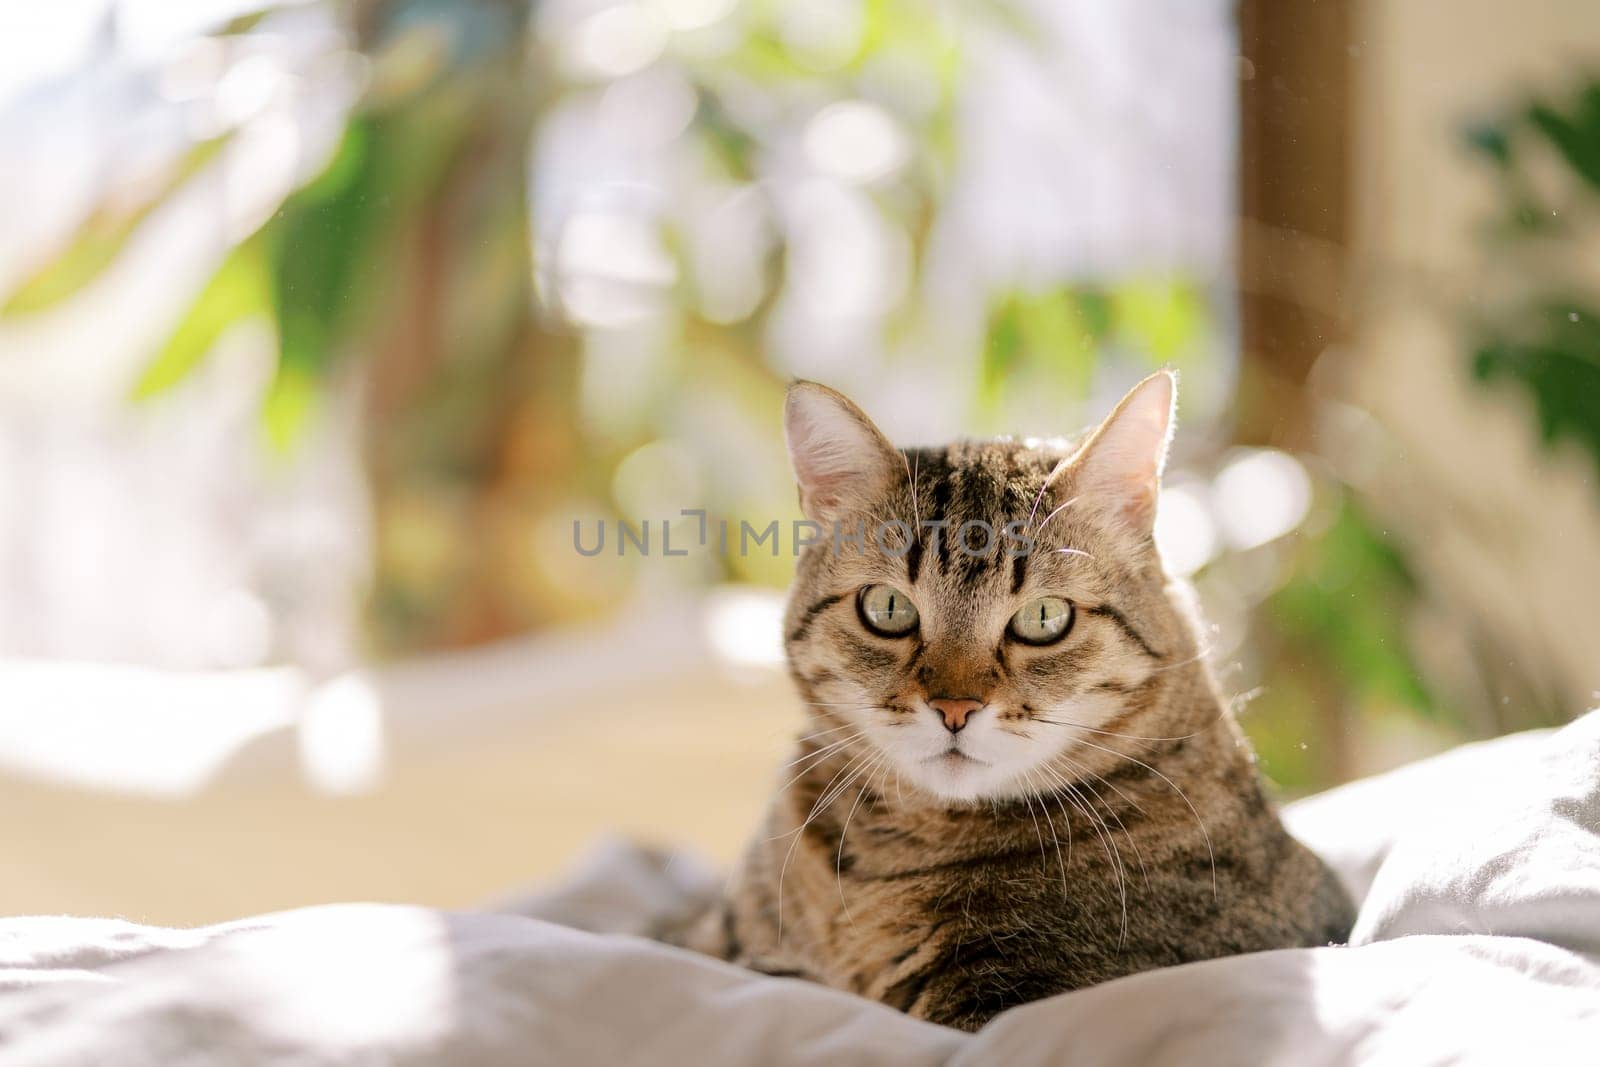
top-left (675, 372), bottom-right (1354, 1031)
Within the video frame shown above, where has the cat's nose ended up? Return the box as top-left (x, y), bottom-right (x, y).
top-left (928, 697), bottom-right (985, 734)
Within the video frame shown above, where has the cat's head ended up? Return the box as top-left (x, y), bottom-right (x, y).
top-left (782, 372), bottom-right (1199, 803)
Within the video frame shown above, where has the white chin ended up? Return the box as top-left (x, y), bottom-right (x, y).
top-left (906, 752), bottom-right (1005, 802)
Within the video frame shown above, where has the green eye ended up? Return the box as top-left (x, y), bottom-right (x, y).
top-left (857, 584), bottom-right (920, 637)
top-left (1009, 597), bottom-right (1074, 645)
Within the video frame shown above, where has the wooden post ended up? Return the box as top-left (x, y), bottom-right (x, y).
top-left (1236, 0), bottom-right (1353, 451)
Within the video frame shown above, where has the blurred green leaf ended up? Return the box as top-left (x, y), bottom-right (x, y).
top-left (210, 0), bottom-right (319, 36)
top-left (1462, 119), bottom-right (1512, 167)
top-left (261, 363), bottom-right (320, 454)
top-left (980, 278), bottom-right (1211, 413)
top-left (860, 0), bottom-right (960, 84)
top-left (695, 95), bottom-right (759, 180)
top-left (1, 135), bottom-right (229, 318)
top-left (722, 31), bottom-right (820, 83)
top-left (980, 288), bottom-right (1097, 406)
top-left (1526, 84), bottom-right (1600, 195)
top-left (1111, 277), bottom-right (1205, 364)
top-left (982, 294), bottom-right (1026, 390)
top-left (127, 117), bottom-right (400, 407)
top-left (1073, 288), bottom-right (1113, 340)
top-left (130, 234), bottom-right (271, 400)
top-left (1465, 79), bottom-right (1600, 491)
top-left (1268, 495), bottom-right (1433, 717)
top-left (270, 117), bottom-right (391, 379)
top-left (129, 96), bottom-right (471, 417)
top-left (216, 9), bottom-right (276, 34)
top-left (1472, 302), bottom-right (1600, 478)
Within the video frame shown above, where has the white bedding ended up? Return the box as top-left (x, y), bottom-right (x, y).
top-left (3, 712), bottom-right (1599, 1066)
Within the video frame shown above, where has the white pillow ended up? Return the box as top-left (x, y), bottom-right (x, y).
top-left (1282, 726), bottom-right (1554, 905)
top-left (1350, 709), bottom-right (1600, 955)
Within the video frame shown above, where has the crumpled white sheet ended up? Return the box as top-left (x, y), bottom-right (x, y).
top-left (3, 712), bottom-right (1599, 1066)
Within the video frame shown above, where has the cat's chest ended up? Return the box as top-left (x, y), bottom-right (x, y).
top-left (801, 830), bottom-right (1151, 974)
top-left (791, 889), bottom-right (946, 997)
top-left (764, 787), bottom-right (1145, 980)
top-left (788, 846), bottom-right (1056, 974)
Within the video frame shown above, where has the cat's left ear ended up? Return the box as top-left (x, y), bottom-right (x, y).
top-left (1055, 370), bottom-right (1176, 534)
top-left (785, 381), bottom-right (903, 523)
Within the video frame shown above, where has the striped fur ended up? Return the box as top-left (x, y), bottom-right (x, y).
top-left (670, 380), bottom-right (1355, 1031)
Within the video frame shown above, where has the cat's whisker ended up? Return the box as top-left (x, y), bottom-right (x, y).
top-left (790, 747), bottom-right (881, 846)
top-left (1032, 710), bottom-right (1227, 744)
top-left (793, 726), bottom-right (870, 751)
top-left (1053, 735), bottom-right (1217, 901)
top-left (1040, 781), bottom-right (1075, 873)
top-left (1058, 755), bottom-right (1152, 892)
top-left (1037, 762), bottom-right (1129, 946)
top-left (1035, 495), bottom-right (1081, 535)
top-left (1229, 686), bottom-right (1264, 715)
top-left (776, 732), bottom-right (862, 777)
top-left (794, 722), bottom-right (864, 743)
top-left (794, 718), bottom-right (872, 739)
top-left (772, 736), bottom-right (871, 807)
top-left (1022, 769), bottom-right (1069, 902)
top-left (1054, 547), bottom-right (1094, 560)
top-left (797, 701), bottom-right (886, 711)
top-left (804, 749), bottom-right (879, 927)
top-left (772, 746), bottom-right (868, 837)
top-left (835, 752), bottom-right (885, 927)
top-left (1148, 641), bottom-right (1218, 674)
top-left (908, 451), bottom-right (922, 533)
top-left (1072, 758), bottom-right (1149, 820)
top-left (812, 764), bottom-right (871, 822)
top-left (775, 746), bottom-right (877, 939)
top-left (1039, 779), bottom-right (1070, 901)
top-left (1024, 468), bottom-right (1055, 532)
top-left (789, 733), bottom-right (856, 754)
top-left (1036, 765), bottom-right (1127, 944)
top-left (1018, 771), bottom-right (1052, 893)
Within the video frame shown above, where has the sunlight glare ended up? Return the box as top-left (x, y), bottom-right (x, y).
top-left (1154, 481), bottom-right (1219, 577)
top-left (705, 587), bottom-right (784, 668)
top-left (298, 674), bottom-right (385, 795)
top-left (1212, 448), bottom-right (1313, 551)
top-left (0, 662), bottom-right (298, 796)
top-left (784, 179), bottom-right (908, 318)
top-left (214, 54), bottom-right (288, 125)
top-left (567, 4), bottom-right (668, 79)
top-left (651, 0), bottom-right (738, 32)
top-left (223, 906), bottom-right (456, 1052)
top-left (557, 208), bottom-right (677, 327)
top-left (803, 100), bottom-right (910, 184)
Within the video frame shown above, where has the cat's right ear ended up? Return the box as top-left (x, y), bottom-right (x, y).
top-left (784, 381), bottom-right (903, 523)
top-left (1053, 369), bottom-right (1176, 535)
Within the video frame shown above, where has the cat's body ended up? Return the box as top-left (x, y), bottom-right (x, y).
top-left (674, 377), bottom-right (1354, 1031)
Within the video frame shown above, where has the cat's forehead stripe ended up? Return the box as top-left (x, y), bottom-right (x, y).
top-left (901, 441), bottom-right (1060, 586)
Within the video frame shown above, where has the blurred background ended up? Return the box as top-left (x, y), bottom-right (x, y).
top-left (2, 0), bottom-right (1598, 925)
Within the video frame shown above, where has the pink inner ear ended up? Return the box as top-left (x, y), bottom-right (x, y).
top-left (1111, 476), bottom-right (1159, 528)
top-left (794, 457), bottom-right (856, 516)
top-left (784, 385), bottom-right (899, 521)
top-left (789, 418), bottom-right (862, 515)
top-left (1068, 372), bottom-right (1174, 532)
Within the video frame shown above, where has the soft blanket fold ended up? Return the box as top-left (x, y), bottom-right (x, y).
top-left (3, 712), bottom-right (1599, 1066)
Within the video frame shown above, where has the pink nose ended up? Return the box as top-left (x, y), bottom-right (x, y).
top-left (928, 698), bottom-right (985, 733)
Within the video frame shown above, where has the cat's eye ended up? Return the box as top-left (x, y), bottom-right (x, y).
top-left (857, 584), bottom-right (920, 637)
top-left (1009, 597), bottom-right (1074, 645)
